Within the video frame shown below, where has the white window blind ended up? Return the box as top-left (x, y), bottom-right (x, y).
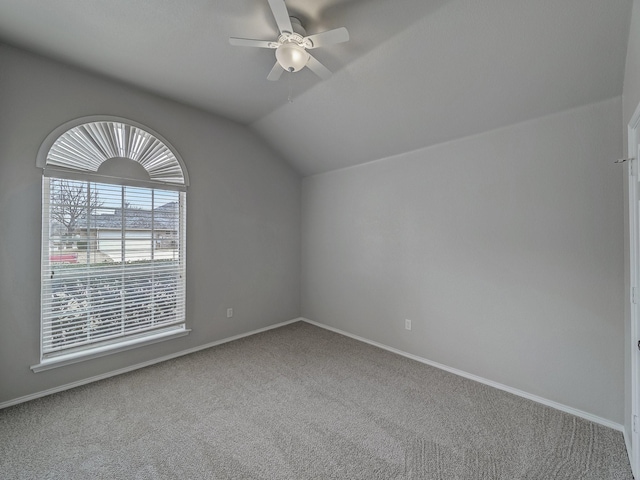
top-left (41, 177), bottom-right (186, 357)
top-left (45, 121), bottom-right (186, 185)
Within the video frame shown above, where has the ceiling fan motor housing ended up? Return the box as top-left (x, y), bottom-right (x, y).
top-left (288, 16), bottom-right (307, 36)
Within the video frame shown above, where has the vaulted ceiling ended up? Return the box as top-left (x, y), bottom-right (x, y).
top-left (0, 0), bottom-right (633, 175)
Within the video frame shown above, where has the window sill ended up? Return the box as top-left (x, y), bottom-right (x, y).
top-left (31, 328), bottom-right (191, 373)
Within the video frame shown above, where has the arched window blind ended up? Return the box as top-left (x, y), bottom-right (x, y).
top-left (35, 117), bottom-right (188, 369)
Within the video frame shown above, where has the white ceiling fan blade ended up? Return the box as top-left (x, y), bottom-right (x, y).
top-left (267, 62), bottom-right (285, 81)
top-left (306, 54), bottom-right (332, 80)
top-left (304, 27), bottom-right (350, 49)
top-left (267, 0), bottom-right (293, 35)
top-left (229, 38), bottom-right (276, 48)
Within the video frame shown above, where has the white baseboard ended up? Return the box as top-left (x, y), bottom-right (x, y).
top-left (301, 318), bottom-right (624, 433)
top-left (2, 316), bottom-right (626, 435)
top-left (0, 317), bottom-right (303, 410)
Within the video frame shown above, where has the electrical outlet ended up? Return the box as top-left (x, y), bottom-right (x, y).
top-left (405, 319), bottom-right (411, 330)
top-left (227, 308), bottom-right (233, 318)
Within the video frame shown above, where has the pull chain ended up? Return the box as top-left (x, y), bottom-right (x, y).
top-left (287, 72), bottom-right (294, 103)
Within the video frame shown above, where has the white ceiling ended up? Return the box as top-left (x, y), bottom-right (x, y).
top-left (0, 0), bottom-right (633, 176)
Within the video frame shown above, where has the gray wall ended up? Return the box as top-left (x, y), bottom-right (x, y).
top-left (0, 44), bottom-right (301, 405)
top-left (302, 97), bottom-right (624, 423)
top-left (623, 0), bottom-right (640, 448)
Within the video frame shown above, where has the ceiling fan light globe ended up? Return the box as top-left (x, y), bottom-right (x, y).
top-left (275, 43), bottom-right (309, 73)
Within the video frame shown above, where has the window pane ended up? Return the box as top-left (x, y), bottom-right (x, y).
top-left (42, 178), bottom-right (185, 356)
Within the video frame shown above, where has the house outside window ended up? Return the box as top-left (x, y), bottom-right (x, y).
top-left (33, 117), bottom-right (189, 371)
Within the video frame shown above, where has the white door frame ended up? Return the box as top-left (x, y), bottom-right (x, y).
top-left (627, 102), bottom-right (640, 478)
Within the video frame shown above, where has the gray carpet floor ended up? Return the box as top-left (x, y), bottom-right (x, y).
top-left (0, 321), bottom-right (632, 479)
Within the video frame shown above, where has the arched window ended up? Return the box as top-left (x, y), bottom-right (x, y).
top-left (33, 117), bottom-right (189, 371)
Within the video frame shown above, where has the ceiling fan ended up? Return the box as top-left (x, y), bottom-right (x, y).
top-left (229, 0), bottom-right (350, 81)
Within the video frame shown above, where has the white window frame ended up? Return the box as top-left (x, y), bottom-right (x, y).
top-left (32, 117), bottom-right (190, 372)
